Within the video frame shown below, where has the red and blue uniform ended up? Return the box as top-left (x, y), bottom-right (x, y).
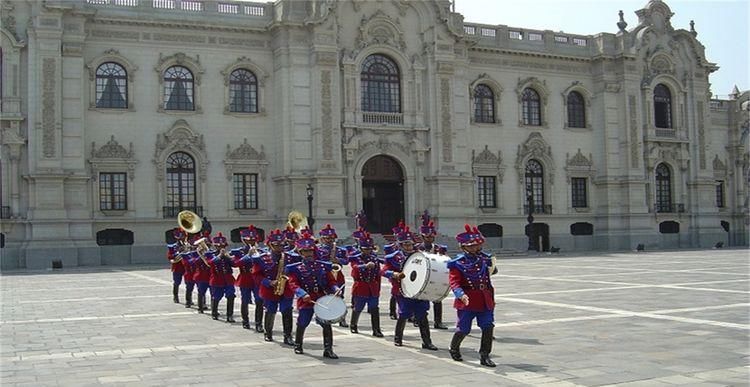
top-left (349, 249), bottom-right (381, 312)
top-left (205, 250), bottom-right (236, 301)
top-left (286, 260), bottom-right (339, 328)
top-left (447, 252), bottom-right (495, 334)
top-left (381, 250), bottom-right (430, 320)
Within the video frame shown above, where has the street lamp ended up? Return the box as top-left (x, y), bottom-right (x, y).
top-left (306, 184), bottom-right (315, 230)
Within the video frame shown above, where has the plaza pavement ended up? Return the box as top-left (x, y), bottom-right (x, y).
top-left (1, 248), bottom-right (748, 386)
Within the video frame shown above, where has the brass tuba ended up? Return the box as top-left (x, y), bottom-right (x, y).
top-left (286, 210), bottom-right (309, 233)
top-left (177, 210), bottom-right (203, 234)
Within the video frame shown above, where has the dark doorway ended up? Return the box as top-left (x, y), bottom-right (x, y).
top-left (362, 155), bottom-right (404, 234)
top-left (525, 223), bottom-right (550, 252)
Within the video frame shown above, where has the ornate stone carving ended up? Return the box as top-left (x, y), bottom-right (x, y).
top-left (356, 10), bottom-right (406, 52)
top-left (92, 135), bottom-right (133, 159)
top-left (713, 154), bottom-right (727, 173)
top-left (629, 95), bottom-right (639, 168)
top-left (42, 57), bottom-right (56, 158)
top-left (154, 120), bottom-right (208, 182)
top-left (155, 52), bottom-right (204, 83)
top-left (566, 149), bottom-right (592, 167)
top-left (473, 145), bottom-right (502, 166)
top-left (515, 132), bottom-right (555, 184)
top-left (226, 138), bottom-right (264, 161)
top-left (440, 77), bottom-right (452, 163)
top-left (224, 139), bottom-right (268, 181)
top-left (321, 70), bottom-right (334, 162)
top-left (697, 101), bottom-right (706, 169)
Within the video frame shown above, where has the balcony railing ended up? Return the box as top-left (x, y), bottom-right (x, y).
top-left (163, 206), bottom-right (203, 218)
top-left (523, 205), bottom-right (552, 215)
top-left (656, 203), bottom-right (685, 214)
top-left (0, 206), bottom-right (10, 219)
top-left (361, 112), bottom-right (403, 125)
top-left (655, 128), bottom-right (676, 138)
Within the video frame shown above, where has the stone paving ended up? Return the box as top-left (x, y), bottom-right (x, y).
top-left (1, 249), bottom-right (748, 386)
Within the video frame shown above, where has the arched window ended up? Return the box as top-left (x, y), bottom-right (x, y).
top-left (95, 62), bottom-right (128, 109)
top-left (165, 152), bottom-right (197, 216)
top-left (360, 54), bottom-right (401, 113)
top-left (567, 91), bottom-right (585, 128)
top-left (163, 66), bottom-right (194, 111)
top-left (229, 68), bottom-right (258, 113)
top-left (522, 88), bottom-right (541, 126)
top-left (474, 84), bottom-right (495, 123)
top-left (655, 163), bottom-right (672, 213)
top-left (525, 159), bottom-right (545, 212)
top-left (654, 84), bottom-right (672, 128)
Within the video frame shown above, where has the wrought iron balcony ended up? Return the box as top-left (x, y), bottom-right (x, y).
top-left (523, 204), bottom-right (552, 214)
top-left (163, 206), bottom-right (203, 218)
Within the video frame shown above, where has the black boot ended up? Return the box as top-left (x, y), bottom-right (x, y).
top-left (254, 301), bottom-right (264, 333)
top-left (241, 303), bottom-right (250, 329)
top-left (370, 308), bottom-right (384, 337)
top-left (433, 302), bottom-right (448, 329)
top-left (226, 296), bottom-right (236, 323)
top-left (322, 324), bottom-right (338, 359)
top-left (294, 326), bottom-right (306, 354)
top-left (389, 297), bottom-right (397, 320)
top-left (394, 318), bottom-right (406, 347)
top-left (338, 312), bottom-right (349, 328)
top-left (185, 288), bottom-right (193, 308)
top-left (211, 299), bottom-right (219, 320)
top-left (410, 316), bottom-right (419, 327)
top-left (263, 313), bottom-right (275, 342)
top-left (282, 310), bottom-right (295, 346)
top-left (349, 310), bottom-right (361, 334)
top-left (172, 284), bottom-right (180, 303)
top-left (418, 317), bottom-right (438, 350)
top-left (479, 328), bottom-right (496, 367)
top-left (197, 293), bottom-right (205, 314)
top-left (449, 332), bottom-right (467, 361)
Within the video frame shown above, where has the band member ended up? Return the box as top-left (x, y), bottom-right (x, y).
top-left (348, 232), bottom-right (383, 337)
top-left (179, 240), bottom-right (196, 309)
top-left (236, 226), bottom-right (264, 331)
top-left (416, 211), bottom-right (449, 329)
top-left (316, 224), bottom-right (349, 327)
top-left (167, 228), bottom-right (188, 304)
top-left (253, 229), bottom-right (296, 345)
top-left (447, 225), bottom-right (497, 367)
top-left (283, 226), bottom-right (298, 251)
top-left (381, 226), bottom-right (437, 350)
top-left (285, 232), bottom-right (341, 358)
top-left (200, 233), bottom-right (236, 323)
top-left (382, 243), bottom-right (399, 320)
top-left (190, 236), bottom-right (211, 314)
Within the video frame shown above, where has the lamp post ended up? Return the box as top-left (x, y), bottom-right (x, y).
top-left (306, 184), bottom-right (315, 230)
top-left (526, 191), bottom-right (535, 251)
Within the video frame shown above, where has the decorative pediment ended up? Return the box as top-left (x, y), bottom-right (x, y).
top-left (650, 54), bottom-right (674, 75)
top-left (154, 52), bottom-right (204, 83)
top-left (635, 0), bottom-right (675, 34)
top-left (473, 145), bottom-right (501, 166)
top-left (91, 135), bottom-right (133, 159)
top-left (226, 139), bottom-right (266, 161)
top-left (713, 155), bottom-right (727, 176)
top-left (515, 132), bottom-right (555, 184)
top-left (154, 120), bottom-right (208, 181)
top-left (89, 135), bottom-right (138, 180)
top-left (356, 10), bottom-right (407, 51)
top-left (566, 149), bottom-right (592, 167)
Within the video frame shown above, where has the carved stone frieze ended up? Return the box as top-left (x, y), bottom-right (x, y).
top-left (473, 145), bottom-right (502, 166)
top-left (42, 57), bottom-right (56, 158)
top-left (92, 135), bottom-right (134, 159)
top-left (629, 95), bottom-right (639, 168)
top-left (355, 10), bottom-right (407, 52)
top-left (226, 139), bottom-right (265, 161)
top-left (440, 77), bottom-right (452, 163)
top-left (321, 70), bottom-right (334, 162)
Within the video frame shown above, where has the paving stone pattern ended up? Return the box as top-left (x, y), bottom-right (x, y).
top-left (1, 249), bottom-right (748, 386)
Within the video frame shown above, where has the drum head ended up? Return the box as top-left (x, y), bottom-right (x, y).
top-left (401, 252), bottom-right (430, 298)
top-left (314, 295), bottom-right (347, 324)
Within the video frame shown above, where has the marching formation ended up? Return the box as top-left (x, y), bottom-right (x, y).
top-left (167, 210), bottom-right (498, 366)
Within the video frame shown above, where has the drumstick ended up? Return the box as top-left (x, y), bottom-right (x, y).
top-left (324, 288), bottom-right (343, 306)
top-left (312, 300), bottom-right (330, 310)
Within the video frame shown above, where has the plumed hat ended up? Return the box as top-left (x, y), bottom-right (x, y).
top-left (455, 224), bottom-right (485, 246)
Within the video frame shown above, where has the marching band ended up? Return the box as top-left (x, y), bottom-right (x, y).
top-left (167, 210), bottom-right (497, 367)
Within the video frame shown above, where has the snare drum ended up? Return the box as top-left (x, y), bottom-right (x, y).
top-left (313, 295), bottom-right (348, 324)
top-left (400, 251), bottom-right (451, 302)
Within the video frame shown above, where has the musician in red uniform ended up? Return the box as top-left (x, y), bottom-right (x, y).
top-left (381, 226), bottom-right (437, 350)
top-left (285, 232), bottom-right (341, 358)
top-left (447, 225), bottom-right (497, 367)
top-left (200, 233), bottom-right (236, 323)
top-left (348, 232), bottom-right (383, 337)
top-left (189, 234), bottom-right (211, 314)
top-left (234, 226), bottom-right (264, 331)
top-left (253, 229), bottom-right (296, 345)
top-left (316, 224), bottom-right (349, 327)
top-left (416, 211), bottom-right (449, 329)
top-left (167, 228), bottom-right (188, 304)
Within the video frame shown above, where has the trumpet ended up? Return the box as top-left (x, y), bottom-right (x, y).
top-left (193, 237), bottom-right (210, 253)
top-left (331, 263), bottom-right (342, 277)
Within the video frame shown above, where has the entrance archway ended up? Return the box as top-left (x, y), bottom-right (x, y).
top-left (362, 155), bottom-right (404, 234)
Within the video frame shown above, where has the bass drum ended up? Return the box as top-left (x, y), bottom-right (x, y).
top-left (400, 251), bottom-right (451, 302)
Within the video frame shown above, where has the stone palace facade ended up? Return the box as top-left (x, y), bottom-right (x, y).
top-left (1, 0), bottom-right (748, 269)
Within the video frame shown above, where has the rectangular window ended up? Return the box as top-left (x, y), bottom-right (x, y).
top-left (99, 172), bottom-right (127, 210)
top-left (509, 30), bottom-right (523, 40)
top-left (571, 177), bottom-right (588, 208)
top-left (528, 33), bottom-right (543, 41)
top-left (716, 180), bottom-right (725, 208)
top-left (554, 36), bottom-right (568, 43)
top-left (477, 176), bottom-right (496, 208)
top-left (233, 173), bottom-right (258, 209)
